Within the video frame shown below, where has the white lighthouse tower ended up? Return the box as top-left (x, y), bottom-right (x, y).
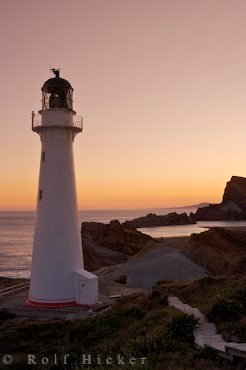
top-left (29, 69), bottom-right (98, 307)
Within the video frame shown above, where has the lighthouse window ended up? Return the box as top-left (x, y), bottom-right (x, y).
top-left (39, 190), bottom-right (43, 200)
top-left (41, 151), bottom-right (45, 162)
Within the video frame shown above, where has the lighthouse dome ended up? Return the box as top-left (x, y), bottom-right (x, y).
top-left (42, 76), bottom-right (72, 91)
top-left (41, 69), bottom-right (73, 110)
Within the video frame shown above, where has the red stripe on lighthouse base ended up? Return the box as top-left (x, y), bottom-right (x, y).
top-left (27, 299), bottom-right (76, 308)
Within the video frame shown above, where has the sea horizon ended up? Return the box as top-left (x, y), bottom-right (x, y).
top-left (2, 206), bottom-right (246, 279)
top-left (0, 201), bottom-right (211, 213)
top-left (0, 206), bottom-right (199, 280)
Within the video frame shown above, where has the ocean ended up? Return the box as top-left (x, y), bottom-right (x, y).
top-left (1, 208), bottom-right (246, 279)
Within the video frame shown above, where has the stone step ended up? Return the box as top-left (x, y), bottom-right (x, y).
top-left (227, 343), bottom-right (246, 350)
top-left (168, 295), bottom-right (246, 360)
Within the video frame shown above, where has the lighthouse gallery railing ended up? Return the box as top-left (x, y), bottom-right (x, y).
top-left (32, 112), bottom-right (83, 131)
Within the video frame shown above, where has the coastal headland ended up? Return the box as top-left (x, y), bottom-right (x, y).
top-left (0, 176), bottom-right (246, 369)
top-left (0, 218), bottom-right (245, 369)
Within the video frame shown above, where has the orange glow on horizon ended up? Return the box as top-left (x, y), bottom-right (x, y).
top-left (0, 179), bottom-right (223, 211)
top-left (1, 1), bottom-right (246, 210)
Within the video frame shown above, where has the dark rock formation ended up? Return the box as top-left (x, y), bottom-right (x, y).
top-left (222, 176), bottom-right (246, 208)
top-left (195, 176), bottom-right (246, 221)
top-left (82, 220), bottom-right (157, 271)
top-left (194, 203), bottom-right (238, 221)
top-left (123, 212), bottom-right (195, 228)
top-left (185, 227), bottom-right (246, 275)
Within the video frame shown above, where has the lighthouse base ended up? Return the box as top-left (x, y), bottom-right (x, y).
top-left (27, 299), bottom-right (76, 308)
top-left (27, 269), bottom-right (98, 308)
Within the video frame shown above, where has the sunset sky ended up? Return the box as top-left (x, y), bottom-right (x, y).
top-left (1, 0), bottom-right (246, 210)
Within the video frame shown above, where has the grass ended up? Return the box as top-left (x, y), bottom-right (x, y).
top-left (156, 274), bottom-right (246, 341)
top-left (0, 290), bottom-right (230, 370)
top-left (207, 286), bottom-right (246, 341)
top-left (113, 274), bottom-right (127, 284)
top-left (0, 310), bottom-right (16, 321)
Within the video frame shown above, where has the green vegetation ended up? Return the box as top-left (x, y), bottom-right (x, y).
top-left (0, 309), bottom-right (16, 321)
top-left (208, 287), bottom-right (246, 341)
top-left (156, 275), bottom-right (246, 342)
top-left (1, 275), bottom-right (245, 369)
top-left (165, 312), bottom-right (199, 343)
top-left (113, 274), bottom-right (127, 284)
top-left (0, 291), bottom-right (229, 370)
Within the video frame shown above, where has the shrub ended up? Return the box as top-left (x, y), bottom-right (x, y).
top-left (133, 335), bottom-right (164, 355)
top-left (157, 295), bottom-right (168, 305)
top-left (193, 345), bottom-right (219, 360)
top-left (70, 306), bottom-right (145, 346)
top-left (151, 289), bottom-right (161, 299)
top-left (198, 277), bottom-right (214, 287)
top-left (233, 287), bottom-right (246, 305)
top-left (208, 298), bottom-right (244, 323)
top-left (151, 289), bottom-right (168, 305)
top-left (165, 313), bottom-right (199, 343)
top-left (119, 306), bottom-right (145, 319)
top-left (0, 310), bottom-right (16, 321)
top-left (113, 274), bottom-right (127, 284)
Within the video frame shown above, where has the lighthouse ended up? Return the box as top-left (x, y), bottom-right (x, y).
top-left (29, 69), bottom-right (98, 307)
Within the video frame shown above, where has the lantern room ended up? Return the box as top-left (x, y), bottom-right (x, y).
top-left (41, 69), bottom-right (73, 110)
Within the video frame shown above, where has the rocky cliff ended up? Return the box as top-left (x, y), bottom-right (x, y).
top-left (195, 176), bottom-right (246, 220)
top-left (185, 227), bottom-right (246, 275)
top-left (222, 176), bottom-right (246, 208)
top-left (82, 220), bottom-right (157, 271)
top-left (124, 212), bottom-right (195, 228)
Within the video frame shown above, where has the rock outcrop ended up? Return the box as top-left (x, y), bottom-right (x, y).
top-left (185, 227), bottom-right (246, 275)
top-left (193, 203), bottom-right (230, 221)
top-left (124, 212), bottom-right (195, 228)
top-left (82, 220), bottom-right (157, 271)
top-left (194, 176), bottom-right (246, 221)
top-left (223, 176), bottom-right (246, 207)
